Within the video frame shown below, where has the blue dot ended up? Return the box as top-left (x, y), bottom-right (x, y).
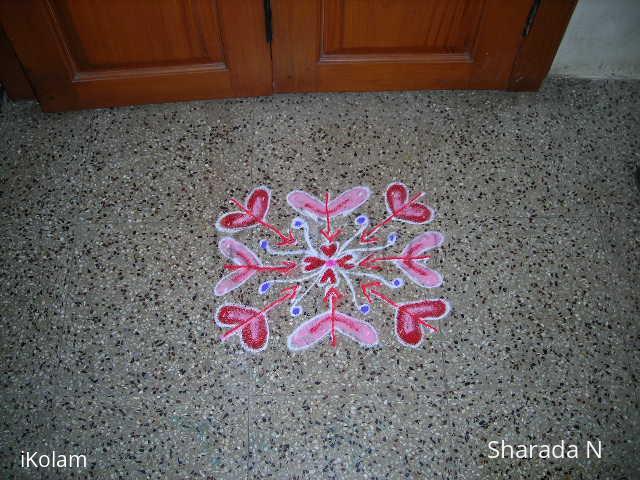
top-left (259, 282), bottom-right (271, 294)
top-left (388, 232), bottom-right (398, 244)
top-left (291, 306), bottom-right (302, 316)
top-left (293, 219), bottom-right (304, 229)
top-left (259, 239), bottom-right (269, 250)
top-left (392, 278), bottom-right (404, 288)
top-left (360, 304), bottom-right (370, 314)
top-left (356, 215), bottom-right (368, 225)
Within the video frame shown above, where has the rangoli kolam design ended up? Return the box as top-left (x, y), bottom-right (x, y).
top-left (213, 183), bottom-right (451, 353)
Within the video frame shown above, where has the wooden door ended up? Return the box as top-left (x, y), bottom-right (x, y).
top-left (271, 0), bottom-right (533, 92)
top-left (0, 0), bottom-right (272, 111)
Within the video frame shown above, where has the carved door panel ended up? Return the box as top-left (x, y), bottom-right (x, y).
top-left (0, 0), bottom-right (272, 110)
top-left (271, 0), bottom-right (532, 92)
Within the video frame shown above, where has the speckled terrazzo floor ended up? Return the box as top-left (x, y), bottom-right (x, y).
top-left (1, 78), bottom-right (639, 479)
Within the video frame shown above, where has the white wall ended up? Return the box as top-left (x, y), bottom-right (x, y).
top-left (551, 0), bottom-right (640, 79)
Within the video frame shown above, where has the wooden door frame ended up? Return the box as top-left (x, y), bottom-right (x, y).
top-left (0, 0), bottom-right (578, 108)
top-left (0, 25), bottom-right (35, 100)
top-left (508, 0), bottom-right (579, 91)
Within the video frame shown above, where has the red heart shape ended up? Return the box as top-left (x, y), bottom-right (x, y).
top-left (303, 256), bottom-right (325, 271)
top-left (321, 268), bottom-right (337, 284)
top-left (385, 183), bottom-right (433, 224)
top-left (395, 299), bottom-right (449, 347)
top-left (320, 243), bottom-right (338, 257)
top-left (216, 305), bottom-right (269, 352)
top-left (337, 255), bottom-right (355, 270)
top-left (217, 187), bottom-right (271, 230)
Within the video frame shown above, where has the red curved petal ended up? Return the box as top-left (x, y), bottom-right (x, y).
top-left (241, 316), bottom-right (269, 352)
top-left (396, 310), bottom-right (424, 346)
top-left (401, 299), bottom-right (449, 318)
top-left (216, 305), bottom-right (260, 325)
top-left (218, 212), bottom-right (257, 230)
top-left (386, 183), bottom-right (409, 212)
top-left (396, 203), bottom-right (433, 223)
top-left (246, 187), bottom-right (270, 219)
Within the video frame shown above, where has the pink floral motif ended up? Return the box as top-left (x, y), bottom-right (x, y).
top-left (214, 238), bottom-right (262, 296)
top-left (213, 183), bottom-right (451, 353)
top-left (394, 231), bottom-right (444, 288)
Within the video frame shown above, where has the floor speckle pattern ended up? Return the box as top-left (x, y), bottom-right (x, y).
top-left (1, 78), bottom-right (638, 478)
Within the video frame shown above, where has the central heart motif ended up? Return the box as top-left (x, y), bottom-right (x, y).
top-left (303, 256), bottom-right (325, 271)
top-left (320, 243), bottom-right (338, 257)
top-left (302, 243), bottom-right (356, 285)
top-left (320, 269), bottom-right (337, 284)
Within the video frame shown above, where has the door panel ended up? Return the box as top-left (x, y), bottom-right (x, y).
top-left (323, 0), bottom-right (483, 54)
top-left (51, 0), bottom-right (226, 70)
top-left (0, 0), bottom-right (272, 111)
top-left (272, 0), bottom-right (533, 92)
